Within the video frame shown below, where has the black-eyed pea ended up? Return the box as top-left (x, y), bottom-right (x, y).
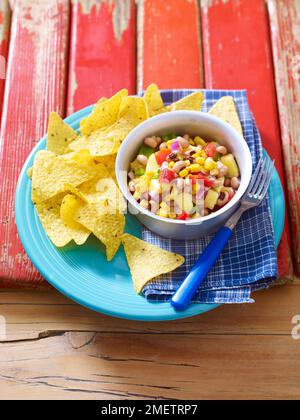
top-left (137, 154), bottom-right (148, 166)
top-left (144, 136), bottom-right (158, 148)
top-left (173, 160), bottom-right (187, 173)
top-left (217, 191), bottom-right (229, 207)
top-left (231, 177), bottom-right (240, 190)
top-left (216, 145), bottom-right (227, 155)
top-left (178, 136), bottom-right (190, 149)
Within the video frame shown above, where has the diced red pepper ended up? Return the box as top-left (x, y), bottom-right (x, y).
top-left (189, 174), bottom-right (215, 188)
top-left (159, 169), bottom-right (175, 183)
top-left (177, 212), bottom-right (190, 220)
top-left (204, 143), bottom-right (217, 158)
top-left (155, 149), bottom-right (170, 165)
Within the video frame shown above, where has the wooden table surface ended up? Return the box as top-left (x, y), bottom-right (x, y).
top-left (1, 280), bottom-right (300, 400)
top-left (0, 0), bottom-right (299, 400)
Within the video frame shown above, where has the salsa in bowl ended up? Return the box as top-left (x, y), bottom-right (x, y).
top-left (116, 111), bottom-right (252, 240)
top-left (128, 133), bottom-right (241, 221)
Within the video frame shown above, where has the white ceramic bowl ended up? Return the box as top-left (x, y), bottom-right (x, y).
top-left (116, 111), bottom-right (252, 240)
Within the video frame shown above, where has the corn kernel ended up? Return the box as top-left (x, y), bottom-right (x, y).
top-left (200, 149), bottom-right (207, 158)
top-left (192, 153), bottom-right (200, 158)
top-left (194, 136), bottom-right (207, 147)
top-left (192, 212), bottom-right (202, 219)
top-left (192, 183), bottom-right (201, 194)
top-left (188, 164), bottom-right (201, 173)
top-left (179, 169), bottom-right (189, 178)
top-left (169, 213), bottom-right (177, 219)
top-left (196, 156), bottom-right (205, 165)
top-left (160, 202), bottom-right (170, 211)
top-left (168, 161), bottom-right (175, 169)
top-left (210, 169), bottom-right (219, 177)
top-left (184, 160), bottom-right (191, 166)
top-left (166, 140), bottom-right (173, 149)
top-left (133, 191), bottom-right (141, 200)
top-left (204, 157), bottom-right (217, 171)
top-left (140, 199), bottom-right (149, 209)
top-left (157, 209), bottom-right (169, 218)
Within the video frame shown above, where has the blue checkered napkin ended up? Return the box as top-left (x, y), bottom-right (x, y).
top-left (141, 89), bottom-right (278, 304)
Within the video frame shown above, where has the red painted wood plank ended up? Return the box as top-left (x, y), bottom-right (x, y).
top-left (137, 0), bottom-right (204, 91)
top-left (67, 0), bottom-right (137, 115)
top-left (0, 0), bottom-right (11, 120)
top-left (0, 0), bottom-right (70, 287)
top-left (201, 0), bottom-right (293, 280)
top-left (268, 0), bottom-right (300, 275)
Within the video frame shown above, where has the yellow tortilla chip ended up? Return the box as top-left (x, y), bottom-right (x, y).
top-left (72, 202), bottom-right (125, 261)
top-left (118, 96), bottom-right (149, 125)
top-left (94, 154), bottom-right (116, 181)
top-left (121, 233), bottom-right (185, 294)
top-left (31, 150), bottom-right (98, 203)
top-left (69, 132), bottom-right (120, 157)
top-left (46, 112), bottom-right (78, 155)
top-left (94, 178), bottom-right (127, 213)
top-left (167, 91), bottom-right (204, 111)
top-left (208, 96), bottom-right (243, 137)
top-left (80, 89), bottom-right (128, 136)
top-left (143, 84), bottom-right (168, 117)
top-left (72, 97), bottom-right (148, 157)
top-left (35, 194), bottom-right (72, 248)
top-left (79, 98), bottom-right (107, 133)
top-left (60, 195), bottom-right (90, 245)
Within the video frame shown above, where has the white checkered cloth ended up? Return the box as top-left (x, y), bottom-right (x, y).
top-left (141, 89), bottom-right (278, 304)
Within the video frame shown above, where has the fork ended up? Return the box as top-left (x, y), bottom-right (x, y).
top-left (170, 157), bottom-right (275, 311)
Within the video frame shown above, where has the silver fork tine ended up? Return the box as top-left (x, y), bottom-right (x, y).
top-left (246, 157), bottom-right (263, 194)
top-left (255, 159), bottom-right (273, 198)
top-left (248, 157), bottom-right (266, 196)
top-left (258, 160), bottom-right (275, 201)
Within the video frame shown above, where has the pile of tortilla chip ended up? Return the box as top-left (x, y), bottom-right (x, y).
top-left (29, 85), bottom-right (242, 294)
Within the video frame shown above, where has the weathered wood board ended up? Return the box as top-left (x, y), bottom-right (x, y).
top-left (0, 0), bottom-right (70, 287)
top-left (67, 0), bottom-right (137, 114)
top-left (137, 0), bottom-right (204, 91)
top-left (201, 0), bottom-right (293, 280)
top-left (0, 0), bottom-right (11, 120)
top-left (268, 0), bottom-right (300, 275)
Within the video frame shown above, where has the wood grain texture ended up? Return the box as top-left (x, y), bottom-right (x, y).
top-left (1, 331), bottom-right (300, 399)
top-left (200, 0), bottom-right (293, 280)
top-left (268, 0), bottom-right (300, 275)
top-left (0, 0), bottom-right (11, 120)
top-left (0, 284), bottom-right (298, 342)
top-left (0, 0), bottom-right (70, 287)
top-left (67, 0), bottom-right (137, 115)
top-left (137, 0), bottom-right (204, 91)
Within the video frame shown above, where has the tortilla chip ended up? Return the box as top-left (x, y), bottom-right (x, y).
top-left (143, 84), bottom-right (168, 117)
top-left (208, 96), bottom-right (243, 137)
top-left (95, 155), bottom-right (116, 181)
top-left (121, 233), bottom-right (185, 294)
top-left (80, 89), bottom-right (128, 136)
top-left (118, 96), bottom-right (149, 125)
top-left (60, 195), bottom-right (90, 245)
top-left (35, 194), bottom-right (72, 248)
top-left (46, 112), bottom-right (78, 155)
top-left (31, 150), bottom-right (98, 203)
top-left (69, 132), bottom-right (120, 157)
top-left (72, 202), bottom-right (125, 261)
top-left (94, 178), bottom-right (127, 213)
top-left (167, 91), bottom-right (204, 111)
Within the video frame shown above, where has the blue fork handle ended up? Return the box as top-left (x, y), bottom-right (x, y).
top-left (171, 226), bottom-right (233, 311)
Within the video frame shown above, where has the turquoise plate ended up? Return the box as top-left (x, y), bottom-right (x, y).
top-left (15, 105), bottom-right (285, 321)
